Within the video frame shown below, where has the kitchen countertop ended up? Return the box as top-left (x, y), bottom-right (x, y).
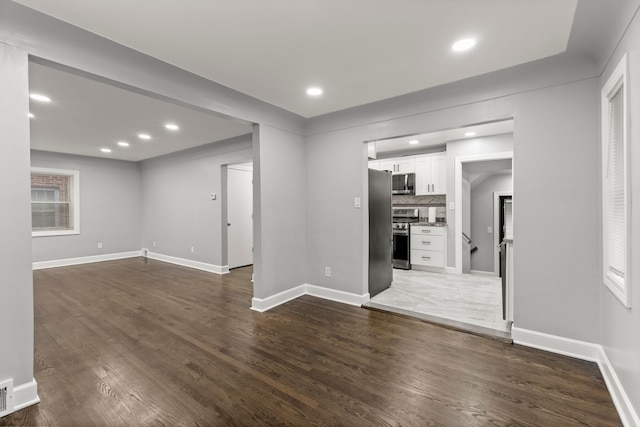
top-left (413, 222), bottom-right (447, 227)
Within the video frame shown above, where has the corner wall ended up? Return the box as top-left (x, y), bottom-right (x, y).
top-left (599, 5), bottom-right (640, 422)
top-left (31, 151), bottom-right (142, 263)
top-left (140, 136), bottom-right (252, 270)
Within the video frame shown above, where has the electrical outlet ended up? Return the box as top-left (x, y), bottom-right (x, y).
top-left (354, 197), bottom-right (361, 208)
top-left (190, 246), bottom-right (195, 253)
top-left (324, 267), bottom-right (331, 277)
top-left (153, 241), bottom-right (156, 247)
top-left (97, 242), bottom-right (103, 249)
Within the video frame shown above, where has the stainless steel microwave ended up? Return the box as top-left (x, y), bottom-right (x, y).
top-left (392, 173), bottom-right (415, 195)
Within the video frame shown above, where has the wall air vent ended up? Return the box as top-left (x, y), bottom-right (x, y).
top-left (0, 378), bottom-right (14, 417)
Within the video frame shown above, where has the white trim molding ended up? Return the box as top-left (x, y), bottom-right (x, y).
top-left (251, 284), bottom-right (369, 313)
top-left (13, 378), bottom-right (39, 414)
top-left (513, 327), bottom-right (639, 427)
top-left (32, 251), bottom-right (142, 270)
top-left (145, 251), bottom-right (229, 275)
top-left (598, 347), bottom-right (640, 427)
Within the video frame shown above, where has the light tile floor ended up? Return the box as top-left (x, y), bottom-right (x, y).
top-left (370, 269), bottom-right (512, 333)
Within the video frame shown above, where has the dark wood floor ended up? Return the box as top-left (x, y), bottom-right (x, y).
top-left (1, 258), bottom-right (620, 426)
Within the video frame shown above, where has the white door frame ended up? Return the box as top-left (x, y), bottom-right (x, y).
top-left (493, 191), bottom-right (512, 275)
top-left (454, 151), bottom-right (513, 274)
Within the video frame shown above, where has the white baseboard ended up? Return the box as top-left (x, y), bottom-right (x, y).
top-left (251, 285), bottom-right (307, 312)
top-left (306, 285), bottom-right (370, 307)
top-left (251, 283), bottom-right (369, 313)
top-left (446, 267), bottom-right (457, 274)
top-left (513, 327), bottom-right (639, 427)
top-left (13, 378), bottom-right (39, 413)
top-left (597, 347), bottom-right (640, 427)
top-left (32, 251), bottom-right (142, 270)
top-left (145, 251), bottom-right (229, 275)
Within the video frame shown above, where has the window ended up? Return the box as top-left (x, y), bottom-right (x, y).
top-left (601, 54), bottom-right (630, 307)
top-left (31, 168), bottom-right (80, 237)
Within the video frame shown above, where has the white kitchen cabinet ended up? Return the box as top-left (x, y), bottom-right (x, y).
top-left (415, 153), bottom-right (446, 195)
top-left (379, 157), bottom-right (415, 174)
top-left (411, 225), bottom-right (446, 270)
top-left (368, 160), bottom-right (381, 170)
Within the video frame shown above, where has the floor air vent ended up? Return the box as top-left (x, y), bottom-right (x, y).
top-left (0, 379), bottom-right (14, 417)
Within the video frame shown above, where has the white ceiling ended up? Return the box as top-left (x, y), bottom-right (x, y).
top-left (462, 158), bottom-right (513, 189)
top-left (29, 63), bottom-right (252, 162)
top-left (14, 0), bottom-right (578, 118)
top-left (373, 120), bottom-right (514, 155)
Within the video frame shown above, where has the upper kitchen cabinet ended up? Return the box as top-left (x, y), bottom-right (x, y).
top-left (415, 153), bottom-right (446, 195)
top-left (379, 157), bottom-right (415, 174)
top-left (368, 160), bottom-right (381, 170)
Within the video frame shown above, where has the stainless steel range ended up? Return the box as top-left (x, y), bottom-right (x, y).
top-left (392, 208), bottom-right (419, 269)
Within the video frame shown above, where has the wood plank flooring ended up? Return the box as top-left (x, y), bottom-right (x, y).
top-left (1, 258), bottom-right (621, 426)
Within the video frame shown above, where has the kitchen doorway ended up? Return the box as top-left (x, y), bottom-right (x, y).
top-left (364, 120), bottom-right (514, 338)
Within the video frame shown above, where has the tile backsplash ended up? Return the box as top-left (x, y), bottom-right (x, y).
top-left (392, 194), bottom-right (446, 223)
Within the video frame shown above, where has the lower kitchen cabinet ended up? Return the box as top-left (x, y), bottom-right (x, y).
top-left (411, 225), bottom-right (446, 270)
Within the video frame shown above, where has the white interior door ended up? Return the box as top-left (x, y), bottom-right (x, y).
top-left (227, 165), bottom-right (253, 269)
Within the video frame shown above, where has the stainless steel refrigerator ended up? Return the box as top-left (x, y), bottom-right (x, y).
top-left (368, 169), bottom-right (393, 297)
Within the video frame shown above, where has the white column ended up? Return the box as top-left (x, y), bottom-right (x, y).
top-left (0, 43), bottom-right (39, 413)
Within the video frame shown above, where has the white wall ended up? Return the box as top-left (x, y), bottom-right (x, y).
top-left (513, 79), bottom-right (600, 342)
top-left (140, 136), bottom-right (252, 269)
top-left (305, 131), bottom-right (368, 295)
top-left (0, 43), bottom-right (35, 396)
top-left (470, 174), bottom-right (513, 273)
top-left (31, 151), bottom-right (142, 262)
top-left (253, 125), bottom-right (307, 299)
top-left (599, 4), bottom-right (640, 416)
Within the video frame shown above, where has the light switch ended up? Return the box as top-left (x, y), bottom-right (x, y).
top-left (487, 226), bottom-right (493, 234)
top-left (449, 202), bottom-right (455, 210)
top-left (354, 197), bottom-right (361, 208)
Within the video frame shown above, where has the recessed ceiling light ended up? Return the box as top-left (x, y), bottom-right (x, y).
top-left (117, 141), bottom-right (130, 147)
top-left (165, 123), bottom-right (179, 131)
top-left (306, 87), bottom-right (323, 97)
top-left (138, 133), bottom-right (151, 140)
top-left (29, 93), bottom-right (51, 103)
top-left (409, 140), bottom-right (419, 145)
top-left (465, 131), bottom-right (476, 137)
top-left (28, 113), bottom-right (34, 119)
top-left (452, 38), bottom-right (476, 52)
top-left (101, 148), bottom-right (112, 153)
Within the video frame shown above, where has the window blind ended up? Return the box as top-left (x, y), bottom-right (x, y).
top-left (605, 87), bottom-right (625, 285)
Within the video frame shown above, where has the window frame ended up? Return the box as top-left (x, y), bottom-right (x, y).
top-left (31, 167), bottom-right (80, 237)
top-left (601, 54), bottom-right (631, 308)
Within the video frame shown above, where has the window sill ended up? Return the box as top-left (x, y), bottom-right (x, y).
top-left (32, 229), bottom-right (80, 238)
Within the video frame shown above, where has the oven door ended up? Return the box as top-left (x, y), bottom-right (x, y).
top-left (392, 229), bottom-right (411, 269)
